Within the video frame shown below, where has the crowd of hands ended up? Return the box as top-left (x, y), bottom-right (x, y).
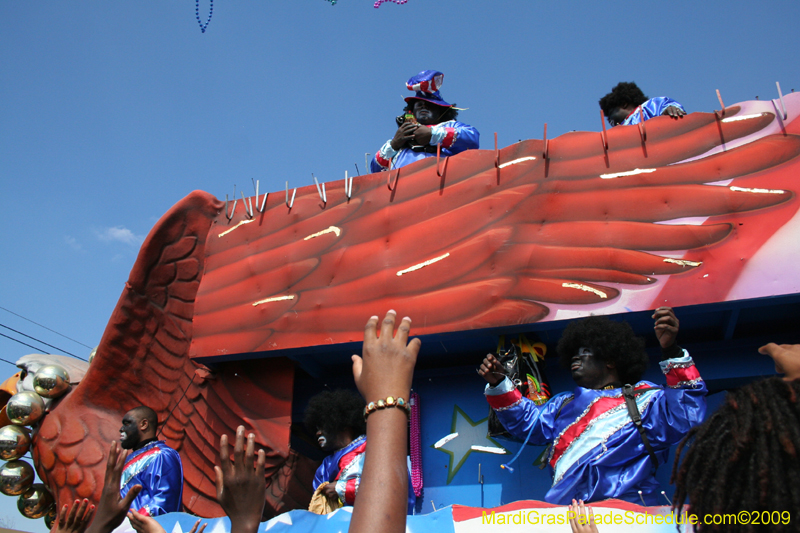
top-left (50, 311), bottom-right (800, 533)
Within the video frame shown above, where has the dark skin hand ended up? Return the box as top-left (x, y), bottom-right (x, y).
top-left (390, 122), bottom-right (419, 150)
top-left (478, 353), bottom-right (505, 387)
top-left (214, 426), bottom-right (266, 533)
top-left (321, 482), bottom-right (338, 500)
top-left (758, 343), bottom-right (800, 380)
top-left (652, 306), bottom-right (679, 348)
top-left (54, 499), bottom-right (95, 533)
top-left (661, 106), bottom-right (687, 119)
top-left (85, 442), bottom-right (142, 533)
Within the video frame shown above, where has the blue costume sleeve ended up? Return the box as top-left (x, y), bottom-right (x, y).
top-left (313, 455), bottom-right (336, 491)
top-left (485, 378), bottom-right (569, 445)
top-left (643, 352), bottom-right (707, 446)
top-left (371, 120), bottom-right (480, 172)
top-left (623, 97), bottom-right (686, 125)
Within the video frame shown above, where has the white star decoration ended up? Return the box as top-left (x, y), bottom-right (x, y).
top-left (433, 405), bottom-right (507, 483)
top-left (264, 513), bottom-right (293, 530)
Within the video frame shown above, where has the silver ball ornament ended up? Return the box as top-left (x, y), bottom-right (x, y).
top-left (89, 346), bottom-right (98, 364)
top-left (17, 483), bottom-right (54, 519)
top-left (6, 391), bottom-right (45, 426)
top-left (0, 459), bottom-right (35, 496)
top-left (0, 425), bottom-right (31, 460)
top-left (33, 365), bottom-right (70, 399)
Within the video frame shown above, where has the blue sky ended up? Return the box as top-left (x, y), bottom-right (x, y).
top-left (0, 1), bottom-right (798, 530)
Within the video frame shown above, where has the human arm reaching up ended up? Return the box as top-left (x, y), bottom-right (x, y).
top-left (349, 310), bottom-right (420, 533)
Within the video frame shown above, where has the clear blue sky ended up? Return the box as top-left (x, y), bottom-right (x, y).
top-left (1, 1), bottom-right (798, 530)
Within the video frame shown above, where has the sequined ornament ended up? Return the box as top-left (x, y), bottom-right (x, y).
top-left (17, 484), bottom-right (55, 519)
top-left (33, 365), bottom-right (70, 399)
top-left (374, 0), bottom-right (407, 7)
top-left (0, 425), bottom-right (31, 461)
top-left (6, 391), bottom-right (45, 426)
top-left (0, 460), bottom-right (35, 496)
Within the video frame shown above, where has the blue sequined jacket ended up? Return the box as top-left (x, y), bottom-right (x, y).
top-left (485, 352), bottom-right (706, 505)
top-left (120, 440), bottom-right (183, 516)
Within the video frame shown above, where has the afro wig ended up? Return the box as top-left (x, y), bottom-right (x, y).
top-left (304, 389), bottom-right (366, 438)
top-left (599, 82), bottom-right (648, 117)
top-left (557, 315), bottom-right (648, 385)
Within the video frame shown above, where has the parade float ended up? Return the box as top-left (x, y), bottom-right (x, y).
top-left (1, 89), bottom-right (799, 532)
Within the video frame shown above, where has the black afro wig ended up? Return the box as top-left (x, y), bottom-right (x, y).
top-left (557, 315), bottom-right (648, 385)
top-left (599, 82), bottom-right (648, 117)
top-left (304, 389), bottom-right (366, 438)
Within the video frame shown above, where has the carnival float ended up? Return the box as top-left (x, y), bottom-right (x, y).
top-left (1, 89), bottom-right (799, 532)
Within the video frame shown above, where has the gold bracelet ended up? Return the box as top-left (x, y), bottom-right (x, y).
top-left (363, 396), bottom-right (410, 420)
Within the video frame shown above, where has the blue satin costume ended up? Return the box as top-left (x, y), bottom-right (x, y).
top-left (621, 97), bottom-right (685, 126)
top-left (313, 435), bottom-right (417, 514)
top-left (370, 120), bottom-right (480, 173)
top-left (485, 352), bottom-right (706, 505)
top-left (120, 440), bottom-right (183, 516)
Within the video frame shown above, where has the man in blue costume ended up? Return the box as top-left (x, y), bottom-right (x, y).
top-left (119, 406), bottom-right (183, 516)
top-left (600, 81), bottom-right (686, 126)
top-left (479, 307), bottom-right (706, 505)
top-left (305, 389), bottom-right (415, 514)
top-left (371, 70), bottom-right (479, 173)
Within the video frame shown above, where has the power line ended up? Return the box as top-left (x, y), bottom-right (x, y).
top-left (0, 332), bottom-right (40, 365)
top-left (0, 305), bottom-right (93, 349)
top-left (0, 323), bottom-right (87, 360)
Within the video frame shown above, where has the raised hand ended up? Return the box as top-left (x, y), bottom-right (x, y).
top-left (351, 310), bottom-right (420, 402)
top-left (86, 442), bottom-right (141, 533)
top-left (54, 498), bottom-right (95, 533)
top-left (478, 354), bottom-right (505, 387)
top-left (214, 426), bottom-right (266, 533)
top-left (652, 307), bottom-right (679, 349)
top-left (128, 512), bottom-right (207, 533)
top-left (568, 499), bottom-right (599, 533)
top-left (758, 343), bottom-right (800, 380)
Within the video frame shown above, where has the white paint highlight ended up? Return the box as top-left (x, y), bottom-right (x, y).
top-left (304, 225), bottom-right (342, 240)
top-left (498, 156), bottom-right (537, 169)
top-left (434, 433), bottom-right (459, 449)
top-left (218, 219), bottom-right (254, 238)
top-left (252, 295), bottom-right (295, 307)
top-left (397, 253), bottom-right (450, 276)
top-left (562, 283), bottom-right (607, 299)
top-left (600, 168), bottom-right (657, 179)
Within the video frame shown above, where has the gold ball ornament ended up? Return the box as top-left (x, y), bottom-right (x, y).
top-left (44, 505), bottom-right (57, 529)
top-left (0, 460), bottom-right (35, 496)
top-left (6, 391), bottom-right (45, 426)
top-left (33, 365), bottom-right (70, 399)
top-left (17, 484), bottom-right (54, 519)
top-left (0, 425), bottom-right (31, 460)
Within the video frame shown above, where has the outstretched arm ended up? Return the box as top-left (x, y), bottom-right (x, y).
top-left (349, 310), bottom-right (420, 533)
top-left (758, 343), bottom-right (800, 380)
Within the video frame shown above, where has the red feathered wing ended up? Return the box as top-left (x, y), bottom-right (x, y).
top-left (33, 191), bottom-right (312, 518)
top-left (189, 107), bottom-right (800, 357)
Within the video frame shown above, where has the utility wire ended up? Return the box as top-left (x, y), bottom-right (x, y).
top-left (0, 333), bottom-right (39, 365)
top-left (0, 305), bottom-right (93, 349)
top-left (0, 323), bottom-right (86, 360)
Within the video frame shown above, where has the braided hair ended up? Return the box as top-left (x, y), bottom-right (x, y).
top-left (671, 378), bottom-right (800, 532)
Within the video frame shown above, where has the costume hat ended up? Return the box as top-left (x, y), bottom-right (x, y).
top-left (404, 70), bottom-right (453, 108)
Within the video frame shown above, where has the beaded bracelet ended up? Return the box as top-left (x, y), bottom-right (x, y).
top-left (364, 396), bottom-right (411, 420)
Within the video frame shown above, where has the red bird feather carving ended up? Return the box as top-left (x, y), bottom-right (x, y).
top-left (32, 192), bottom-right (313, 519)
top-left (189, 105), bottom-right (800, 357)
